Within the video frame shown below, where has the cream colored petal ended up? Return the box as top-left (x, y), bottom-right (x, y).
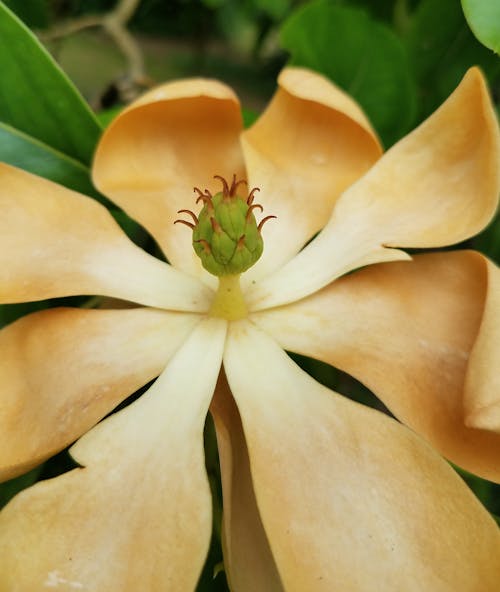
top-left (210, 374), bottom-right (284, 592)
top-left (241, 67), bottom-right (382, 286)
top-left (92, 78), bottom-right (245, 283)
top-left (224, 321), bottom-right (500, 591)
top-left (0, 163), bottom-right (212, 310)
top-left (0, 317), bottom-right (226, 592)
top-left (0, 306), bottom-right (200, 481)
top-left (246, 67), bottom-right (500, 310)
top-left (252, 251), bottom-right (500, 483)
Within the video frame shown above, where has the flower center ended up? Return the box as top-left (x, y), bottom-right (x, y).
top-left (174, 174), bottom-right (275, 278)
top-left (175, 175), bottom-right (276, 319)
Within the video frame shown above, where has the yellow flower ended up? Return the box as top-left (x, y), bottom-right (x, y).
top-left (0, 67), bottom-right (499, 591)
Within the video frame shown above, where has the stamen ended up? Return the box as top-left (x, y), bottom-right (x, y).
top-left (258, 215), bottom-right (277, 232)
top-left (194, 186), bottom-right (206, 199)
top-left (174, 219), bottom-right (195, 230)
top-left (177, 209), bottom-right (198, 224)
top-left (246, 203), bottom-right (264, 221)
top-left (247, 187), bottom-right (260, 205)
top-left (230, 177), bottom-right (247, 196)
top-left (195, 188), bottom-right (214, 214)
top-left (214, 175), bottom-right (230, 198)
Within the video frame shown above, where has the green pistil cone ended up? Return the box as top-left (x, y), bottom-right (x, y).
top-left (193, 192), bottom-right (263, 276)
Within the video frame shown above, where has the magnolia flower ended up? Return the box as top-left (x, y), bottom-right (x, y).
top-left (0, 66), bottom-right (499, 591)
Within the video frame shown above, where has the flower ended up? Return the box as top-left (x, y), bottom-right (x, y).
top-left (0, 66), bottom-right (500, 590)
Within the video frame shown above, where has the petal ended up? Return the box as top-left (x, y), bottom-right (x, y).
top-left (0, 163), bottom-right (212, 310)
top-left (224, 321), bottom-right (500, 591)
top-left (464, 253), bottom-right (500, 430)
top-left (246, 66), bottom-right (500, 310)
top-left (252, 251), bottom-right (500, 482)
top-left (92, 78), bottom-right (245, 282)
top-left (0, 306), bottom-right (200, 481)
top-left (210, 374), bottom-right (284, 592)
top-left (241, 67), bottom-right (382, 285)
top-left (0, 317), bottom-right (226, 592)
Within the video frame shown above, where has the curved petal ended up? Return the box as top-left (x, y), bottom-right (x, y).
top-left (0, 317), bottom-right (226, 592)
top-left (0, 306), bottom-right (200, 481)
top-left (210, 374), bottom-right (284, 592)
top-left (246, 66), bottom-right (500, 310)
top-left (464, 254), bottom-right (500, 430)
top-left (252, 251), bottom-right (500, 482)
top-left (0, 163), bottom-right (213, 310)
top-left (224, 321), bottom-right (500, 591)
top-left (93, 78), bottom-right (245, 282)
top-left (241, 67), bottom-right (382, 285)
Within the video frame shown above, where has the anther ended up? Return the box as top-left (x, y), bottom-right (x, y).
top-left (177, 209), bottom-right (198, 224)
top-left (247, 187), bottom-right (260, 205)
top-left (258, 215), bottom-right (277, 232)
top-left (246, 203), bottom-right (263, 221)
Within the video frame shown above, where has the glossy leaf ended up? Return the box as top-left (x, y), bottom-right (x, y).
top-left (0, 122), bottom-right (98, 197)
top-left (462, 0), bottom-right (500, 54)
top-left (0, 1), bottom-right (101, 164)
top-left (280, 0), bottom-right (417, 146)
top-left (406, 0), bottom-right (500, 120)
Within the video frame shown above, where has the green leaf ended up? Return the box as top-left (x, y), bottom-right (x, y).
top-left (0, 1), bottom-right (102, 165)
top-left (406, 0), bottom-right (500, 120)
top-left (462, 0), bottom-right (500, 54)
top-left (254, 0), bottom-right (291, 21)
top-left (242, 107), bottom-right (258, 128)
top-left (0, 466), bottom-right (43, 509)
top-left (0, 122), bottom-right (99, 197)
top-left (3, 0), bottom-right (50, 28)
top-left (473, 213), bottom-right (500, 264)
top-left (280, 0), bottom-right (417, 146)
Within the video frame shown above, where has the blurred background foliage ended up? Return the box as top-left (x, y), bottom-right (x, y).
top-left (0, 1), bottom-right (499, 590)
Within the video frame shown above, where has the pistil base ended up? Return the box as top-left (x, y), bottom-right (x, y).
top-left (209, 275), bottom-right (247, 320)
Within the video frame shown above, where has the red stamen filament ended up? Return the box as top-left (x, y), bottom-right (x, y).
top-left (258, 215), bottom-right (277, 232)
top-left (177, 209), bottom-right (198, 224)
top-left (247, 187), bottom-right (260, 205)
top-left (213, 175), bottom-right (230, 198)
top-left (230, 177), bottom-right (247, 196)
top-left (246, 203), bottom-right (263, 221)
top-left (174, 219), bottom-right (195, 230)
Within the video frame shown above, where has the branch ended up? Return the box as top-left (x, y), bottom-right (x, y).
top-left (40, 0), bottom-right (146, 84)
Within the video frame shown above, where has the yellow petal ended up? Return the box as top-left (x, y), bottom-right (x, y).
top-left (93, 78), bottom-right (245, 282)
top-left (241, 67), bottom-right (382, 285)
top-left (224, 321), bottom-right (500, 591)
top-left (0, 163), bottom-right (212, 310)
top-left (252, 251), bottom-right (500, 482)
top-left (0, 317), bottom-right (226, 592)
top-left (246, 67), bottom-right (500, 310)
top-left (210, 374), bottom-right (284, 592)
top-left (0, 307), bottom-right (200, 481)
top-left (464, 253), bottom-right (500, 430)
